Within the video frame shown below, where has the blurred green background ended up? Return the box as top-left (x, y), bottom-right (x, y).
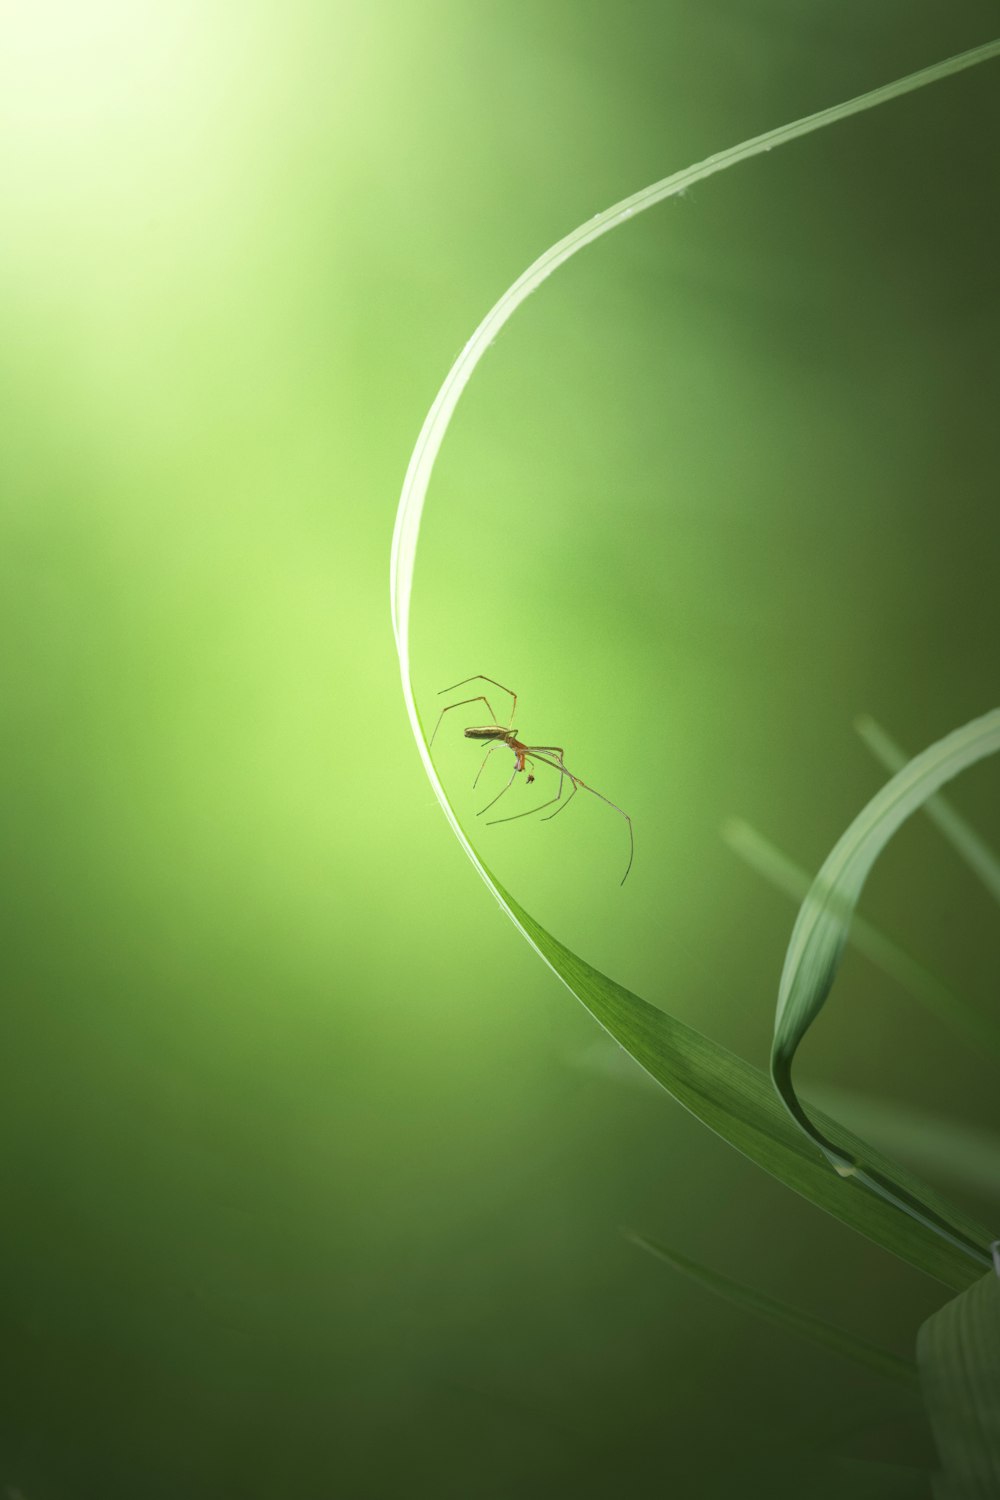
top-left (1, 2), bottom-right (997, 1496)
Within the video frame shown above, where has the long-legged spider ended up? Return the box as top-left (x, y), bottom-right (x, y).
top-left (430, 675), bottom-right (634, 884)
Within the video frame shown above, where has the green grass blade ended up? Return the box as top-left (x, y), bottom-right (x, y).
top-left (496, 875), bottom-right (992, 1290)
top-left (724, 819), bottom-right (1000, 1057)
top-left (630, 1232), bottom-right (919, 1390)
top-left (771, 711), bottom-right (1000, 1263)
top-left (391, 42), bottom-right (1000, 770)
top-left (857, 716), bottom-right (1000, 905)
top-left (390, 46), bottom-right (1000, 1301)
top-left (918, 1271), bottom-right (1000, 1497)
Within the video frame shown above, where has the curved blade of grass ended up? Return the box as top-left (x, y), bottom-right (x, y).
top-left (857, 716), bottom-right (1000, 905)
top-left (391, 38), bottom-right (1000, 746)
top-left (918, 1271), bottom-right (1000, 1497)
top-left (496, 873), bottom-right (991, 1289)
top-left (724, 818), bottom-right (1000, 1057)
top-left (391, 46), bottom-right (1000, 1294)
top-left (771, 710), bottom-right (1000, 1266)
top-left (630, 1232), bottom-right (919, 1390)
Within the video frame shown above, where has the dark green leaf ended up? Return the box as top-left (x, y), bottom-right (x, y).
top-left (918, 1270), bottom-right (1000, 1498)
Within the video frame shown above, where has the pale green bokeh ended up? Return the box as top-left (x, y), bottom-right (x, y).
top-left (1, 3), bottom-right (997, 1495)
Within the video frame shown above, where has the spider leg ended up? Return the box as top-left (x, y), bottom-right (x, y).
top-left (429, 695), bottom-right (496, 747)
top-left (577, 782), bottom-right (634, 885)
top-left (473, 745), bottom-right (498, 789)
top-left (439, 676), bottom-right (517, 728)
top-left (527, 750), bottom-right (634, 884)
top-left (486, 746), bottom-right (574, 825)
top-left (477, 764), bottom-right (519, 816)
top-left (541, 778), bottom-right (579, 821)
top-left (487, 761), bottom-right (567, 825)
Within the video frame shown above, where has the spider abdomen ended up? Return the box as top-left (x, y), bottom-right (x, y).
top-left (464, 725), bottom-right (515, 741)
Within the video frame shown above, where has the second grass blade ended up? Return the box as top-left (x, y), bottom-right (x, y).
top-left (770, 710), bottom-right (1000, 1266)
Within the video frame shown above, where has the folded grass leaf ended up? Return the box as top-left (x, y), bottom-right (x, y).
top-left (771, 711), bottom-right (1000, 1266)
top-left (918, 1271), bottom-right (1000, 1497)
top-left (807, 1090), bottom-right (1000, 1208)
top-left (495, 874), bottom-right (990, 1289)
top-left (856, 716), bottom-right (1000, 907)
top-left (630, 1232), bottom-right (919, 1389)
top-left (724, 819), bottom-right (1000, 1058)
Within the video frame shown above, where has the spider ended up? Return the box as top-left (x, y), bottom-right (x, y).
top-left (430, 675), bottom-right (634, 884)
